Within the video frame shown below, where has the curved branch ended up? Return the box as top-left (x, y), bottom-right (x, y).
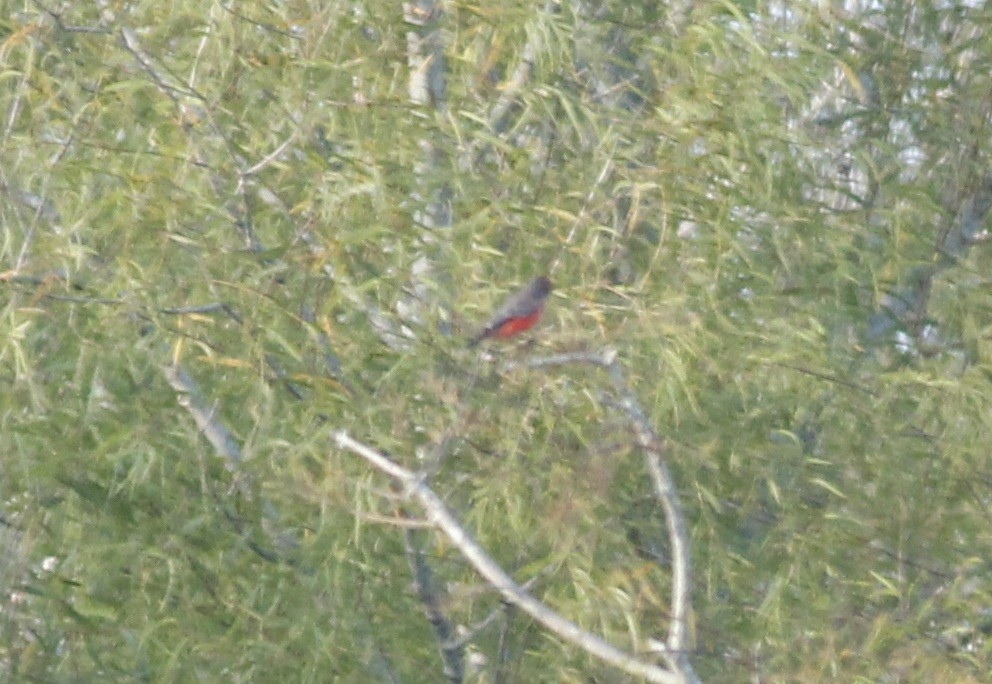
top-left (512, 349), bottom-right (698, 682)
top-left (333, 430), bottom-right (680, 684)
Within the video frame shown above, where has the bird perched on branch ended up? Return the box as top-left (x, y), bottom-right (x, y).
top-left (468, 276), bottom-right (553, 347)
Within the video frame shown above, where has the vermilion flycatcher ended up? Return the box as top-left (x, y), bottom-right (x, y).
top-left (468, 276), bottom-right (553, 347)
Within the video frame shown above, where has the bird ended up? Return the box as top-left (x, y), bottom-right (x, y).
top-left (468, 276), bottom-right (553, 347)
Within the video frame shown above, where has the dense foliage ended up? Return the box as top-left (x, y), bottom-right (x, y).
top-left (2, 1), bottom-right (991, 681)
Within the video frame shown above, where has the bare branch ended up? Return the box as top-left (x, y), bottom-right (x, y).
top-left (404, 528), bottom-right (465, 683)
top-left (31, 0), bottom-right (111, 34)
top-left (446, 570), bottom-right (549, 651)
top-left (511, 348), bottom-right (699, 682)
top-left (163, 363), bottom-right (242, 467)
top-left (333, 431), bottom-right (681, 684)
top-left (243, 132), bottom-right (299, 176)
top-left (488, 3), bottom-right (558, 133)
top-left (121, 28), bottom-right (201, 104)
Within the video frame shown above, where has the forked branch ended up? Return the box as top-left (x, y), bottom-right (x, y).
top-left (333, 429), bottom-right (684, 684)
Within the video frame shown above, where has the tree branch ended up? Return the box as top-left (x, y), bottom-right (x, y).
top-left (333, 430), bottom-right (681, 684)
top-left (404, 527), bottom-right (465, 683)
top-left (511, 349), bottom-right (698, 682)
top-left (163, 363), bottom-right (242, 467)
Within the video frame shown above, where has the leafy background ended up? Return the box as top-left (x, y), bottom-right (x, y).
top-left (2, 1), bottom-right (991, 681)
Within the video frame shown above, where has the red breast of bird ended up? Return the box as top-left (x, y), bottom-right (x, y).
top-left (468, 276), bottom-right (553, 347)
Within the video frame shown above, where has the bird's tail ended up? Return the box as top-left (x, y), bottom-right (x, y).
top-left (466, 328), bottom-right (489, 348)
